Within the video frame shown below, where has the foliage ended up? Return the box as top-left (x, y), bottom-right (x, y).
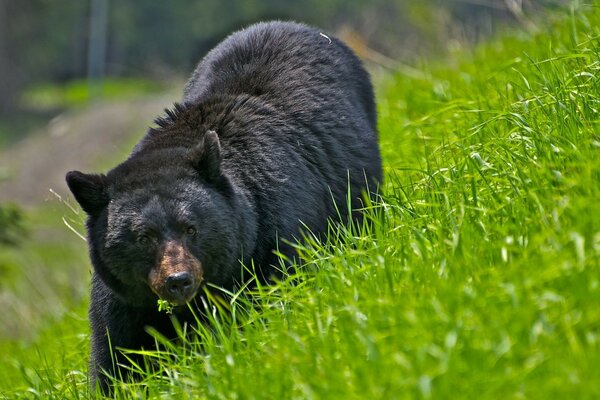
top-left (1, 2), bottom-right (600, 399)
top-left (0, 0), bottom-right (563, 117)
top-left (0, 204), bottom-right (27, 247)
top-left (21, 78), bottom-right (164, 110)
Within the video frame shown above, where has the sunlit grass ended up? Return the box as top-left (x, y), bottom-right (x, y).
top-left (2, 3), bottom-right (600, 399)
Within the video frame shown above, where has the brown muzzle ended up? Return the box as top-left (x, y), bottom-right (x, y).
top-left (148, 241), bottom-right (203, 305)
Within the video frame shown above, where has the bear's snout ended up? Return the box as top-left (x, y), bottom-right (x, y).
top-left (165, 271), bottom-right (195, 301)
top-left (148, 241), bottom-right (203, 305)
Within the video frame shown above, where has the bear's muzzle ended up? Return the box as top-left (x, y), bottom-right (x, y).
top-left (147, 241), bottom-right (203, 305)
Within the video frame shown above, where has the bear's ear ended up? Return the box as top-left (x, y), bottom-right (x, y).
top-left (65, 171), bottom-right (109, 216)
top-left (188, 130), bottom-right (223, 183)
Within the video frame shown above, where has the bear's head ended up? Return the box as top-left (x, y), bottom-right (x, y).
top-left (66, 131), bottom-right (242, 308)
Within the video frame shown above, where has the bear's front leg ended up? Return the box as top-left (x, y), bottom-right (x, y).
top-left (88, 276), bottom-right (157, 394)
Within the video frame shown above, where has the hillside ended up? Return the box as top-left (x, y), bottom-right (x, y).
top-left (0, 97), bottom-right (173, 206)
top-left (1, 3), bottom-right (599, 398)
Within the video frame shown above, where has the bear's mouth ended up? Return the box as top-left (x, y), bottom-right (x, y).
top-left (147, 240), bottom-right (204, 306)
top-left (147, 271), bottom-right (204, 306)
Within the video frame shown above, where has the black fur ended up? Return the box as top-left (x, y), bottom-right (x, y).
top-left (66, 21), bottom-right (381, 393)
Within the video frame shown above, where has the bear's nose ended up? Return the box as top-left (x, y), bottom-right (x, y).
top-left (165, 272), bottom-right (194, 301)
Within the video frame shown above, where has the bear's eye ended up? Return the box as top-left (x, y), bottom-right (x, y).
top-left (186, 226), bottom-right (197, 236)
top-left (138, 234), bottom-right (150, 245)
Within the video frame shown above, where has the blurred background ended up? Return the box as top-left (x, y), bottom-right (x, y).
top-left (0, 0), bottom-right (565, 343)
top-left (0, 0), bottom-right (566, 136)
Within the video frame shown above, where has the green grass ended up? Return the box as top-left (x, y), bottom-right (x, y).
top-left (0, 203), bottom-right (90, 397)
top-left (2, 3), bottom-right (600, 398)
top-left (21, 78), bottom-right (164, 111)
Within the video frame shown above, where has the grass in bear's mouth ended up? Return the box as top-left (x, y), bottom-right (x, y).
top-left (2, 4), bottom-right (600, 399)
top-left (157, 299), bottom-right (176, 314)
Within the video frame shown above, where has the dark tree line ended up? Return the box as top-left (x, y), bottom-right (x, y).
top-left (0, 0), bottom-right (564, 117)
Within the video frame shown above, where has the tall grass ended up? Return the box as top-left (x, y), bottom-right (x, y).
top-left (2, 3), bottom-right (600, 399)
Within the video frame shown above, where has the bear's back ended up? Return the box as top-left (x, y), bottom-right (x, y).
top-left (183, 21), bottom-right (376, 129)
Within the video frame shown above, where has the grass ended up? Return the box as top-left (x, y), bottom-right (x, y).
top-left (0, 203), bottom-right (90, 397)
top-left (1, 3), bottom-right (600, 398)
top-left (20, 78), bottom-right (165, 111)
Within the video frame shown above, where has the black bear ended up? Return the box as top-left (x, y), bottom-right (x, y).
top-left (66, 21), bottom-right (381, 393)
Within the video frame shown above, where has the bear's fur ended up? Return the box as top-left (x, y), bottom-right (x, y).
top-left (66, 21), bottom-right (381, 392)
